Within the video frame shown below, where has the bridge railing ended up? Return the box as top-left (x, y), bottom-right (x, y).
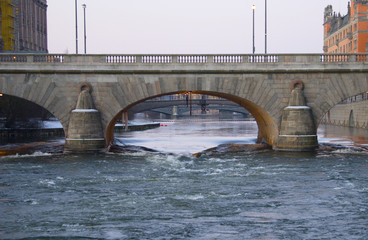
top-left (1, 53), bottom-right (368, 64)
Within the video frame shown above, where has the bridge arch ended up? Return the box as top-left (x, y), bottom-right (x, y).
top-left (105, 91), bottom-right (278, 148)
top-left (312, 74), bottom-right (368, 128)
top-left (127, 95), bottom-right (250, 116)
top-left (0, 76), bottom-right (74, 135)
top-left (0, 93), bottom-right (66, 138)
top-left (319, 91), bottom-right (368, 129)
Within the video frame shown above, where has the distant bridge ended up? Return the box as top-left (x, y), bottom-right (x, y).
top-left (128, 98), bottom-right (250, 116)
top-left (1, 53), bottom-right (368, 151)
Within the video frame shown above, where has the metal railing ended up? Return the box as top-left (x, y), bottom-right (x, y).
top-left (1, 53), bottom-right (368, 64)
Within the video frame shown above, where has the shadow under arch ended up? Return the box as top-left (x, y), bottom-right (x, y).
top-left (106, 91), bottom-right (278, 148)
top-left (0, 93), bottom-right (66, 135)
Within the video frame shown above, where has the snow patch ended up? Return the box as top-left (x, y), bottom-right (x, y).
top-left (285, 106), bottom-right (311, 110)
top-left (72, 109), bottom-right (99, 113)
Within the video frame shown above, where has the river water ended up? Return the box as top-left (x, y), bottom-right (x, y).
top-left (1, 120), bottom-right (368, 239)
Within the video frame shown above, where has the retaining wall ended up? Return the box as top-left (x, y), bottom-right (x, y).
top-left (321, 100), bottom-right (368, 128)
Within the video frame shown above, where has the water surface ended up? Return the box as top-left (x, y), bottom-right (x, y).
top-left (1, 121), bottom-right (367, 239)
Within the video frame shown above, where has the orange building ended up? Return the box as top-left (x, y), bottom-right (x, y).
top-left (324, 0), bottom-right (368, 53)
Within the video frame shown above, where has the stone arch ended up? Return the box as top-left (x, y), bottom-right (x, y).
top-left (0, 93), bottom-right (66, 135)
top-left (0, 76), bottom-right (78, 136)
top-left (105, 91), bottom-right (278, 148)
top-left (312, 74), bottom-right (368, 128)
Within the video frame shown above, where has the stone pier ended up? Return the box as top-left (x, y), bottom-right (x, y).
top-left (276, 83), bottom-right (318, 151)
top-left (64, 87), bottom-right (105, 152)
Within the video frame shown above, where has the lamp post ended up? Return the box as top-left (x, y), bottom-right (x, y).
top-left (75, 0), bottom-right (78, 54)
top-left (82, 4), bottom-right (87, 54)
top-left (265, 0), bottom-right (267, 54)
top-left (252, 5), bottom-right (256, 54)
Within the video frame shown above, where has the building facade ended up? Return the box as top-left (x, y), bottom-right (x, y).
top-left (0, 0), bottom-right (47, 53)
top-left (0, 4), bottom-right (3, 51)
top-left (324, 0), bottom-right (368, 53)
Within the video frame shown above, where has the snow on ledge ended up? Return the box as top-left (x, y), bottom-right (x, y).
top-left (285, 106), bottom-right (311, 110)
top-left (279, 135), bottom-right (317, 137)
top-left (66, 138), bottom-right (105, 141)
top-left (72, 109), bottom-right (99, 113)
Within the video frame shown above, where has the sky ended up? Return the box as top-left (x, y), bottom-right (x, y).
top-left (47, 0), bottom-right (351, 54)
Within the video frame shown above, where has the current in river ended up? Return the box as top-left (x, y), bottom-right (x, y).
top-left (0, 120), bottom-right (368, 239)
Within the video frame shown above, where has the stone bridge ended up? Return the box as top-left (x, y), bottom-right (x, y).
top-left (1, 53), bottom-right (368, 152)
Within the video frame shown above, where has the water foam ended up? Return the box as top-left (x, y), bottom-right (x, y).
top-left (1, 151), bottom-right (52, 159)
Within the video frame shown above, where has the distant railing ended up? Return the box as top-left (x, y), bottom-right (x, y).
top-left (248, 55), bottom-right (279, 63)
top-left (177, 55), bottom-right (208, 63)
top-left (33, 55), bottom-right (65, 63)
top-left (319, 54), bottom-right (367, 62)
top-left (320, 54), bottom-right (349, 62)
top-left (142, 55), bottom-right (173, 63)
top-left (213, 55), bottom-right (243, 63)
top-left (1, 53), bottom-right (368, 64)
top-left (0, 55), bottom-right (27, 62)
top-left (106, 55), bottom-right (136, 63)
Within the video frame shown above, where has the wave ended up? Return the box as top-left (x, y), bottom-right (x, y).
top-left (318, 143), bottom-right (368, 154)
top-left (1, 151), bottom-right (52, 159)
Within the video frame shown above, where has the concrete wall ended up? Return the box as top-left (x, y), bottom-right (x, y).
top-left (321, 100), bottom-right (368, 128)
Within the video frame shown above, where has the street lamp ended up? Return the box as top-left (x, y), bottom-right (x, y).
top-left (265, 0), bottom-right (267, 54)
top-left (75, 0), bottom-right (78, 54)
top-left (252, 5), bottom-right (256, 54)
top-left (82, 4), bottom-right (87, 54)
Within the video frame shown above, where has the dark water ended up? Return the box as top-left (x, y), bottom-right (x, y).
top-left (1, 121), bottom-right (368, 239)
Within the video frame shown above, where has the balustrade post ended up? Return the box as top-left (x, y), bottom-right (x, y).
top-left (26, 55), bottom-right (33, 63)
top-left (172, 55), bottom-right (178, 63)
top-left (63, 55), bottom-right (73, 63)
top-left (349, 54), bottom-right (357, 62)
top-left (311, 55), bottom-right (321, 63)
top-left (136, 55), bottom-right (142, 63)
top-left (278, 55), bottom-right (285, 63)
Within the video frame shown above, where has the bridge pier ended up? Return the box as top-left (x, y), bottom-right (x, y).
top-left (276, 83), bottom-right (318, 151)
top-left (64, 87), bottom-right (105, 152)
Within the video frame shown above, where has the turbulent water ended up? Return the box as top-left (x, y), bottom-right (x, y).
top-left (1, 121), bottom-right (368, 239)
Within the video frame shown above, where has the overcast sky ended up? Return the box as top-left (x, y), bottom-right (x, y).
top-left (47, 0), bottom-right (351, 54)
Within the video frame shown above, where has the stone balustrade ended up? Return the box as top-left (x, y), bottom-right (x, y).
top-left (1, 53), bottom-right (368, 64)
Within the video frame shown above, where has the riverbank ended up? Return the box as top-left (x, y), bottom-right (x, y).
top-left (0, 122), bottom-right (160, 142)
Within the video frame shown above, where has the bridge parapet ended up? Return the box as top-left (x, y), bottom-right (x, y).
top-left (1, 53), bottom-right (367, 64)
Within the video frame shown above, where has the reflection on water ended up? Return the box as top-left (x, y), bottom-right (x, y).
top-left (115, 120), bottom-right (259, 154)
top-left (1, 121), bottom-right (368, 156)
top-left (117, 121), bottom-right (368, 154)
top-left (318, 124), bottom-right (368, 147)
